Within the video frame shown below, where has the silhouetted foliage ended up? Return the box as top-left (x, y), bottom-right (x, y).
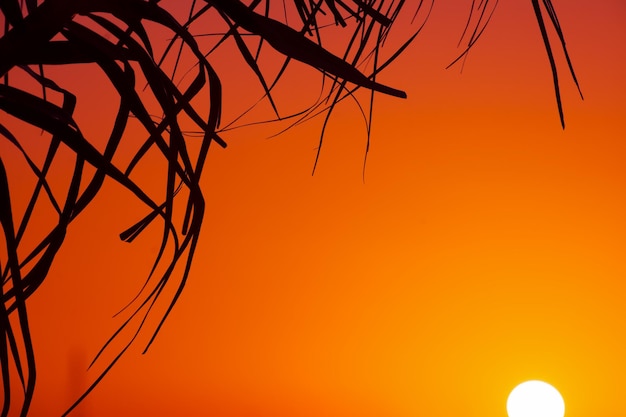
top-left (0, 0), bottom-right (581, 415)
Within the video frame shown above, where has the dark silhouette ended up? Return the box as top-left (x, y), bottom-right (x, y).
top-left (0, 0), bottom-right (582, 416)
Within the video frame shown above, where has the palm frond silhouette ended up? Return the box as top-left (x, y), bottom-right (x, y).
top-left (0, 0), bottom-right (582, 415)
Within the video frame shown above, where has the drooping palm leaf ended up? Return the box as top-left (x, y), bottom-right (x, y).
top-left (0, 1), bottom-right (583, 416)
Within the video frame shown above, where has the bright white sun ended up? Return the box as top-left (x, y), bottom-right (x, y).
top-left (507, 380), bottom-right (565, 417)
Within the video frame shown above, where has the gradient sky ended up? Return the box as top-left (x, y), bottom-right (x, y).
top-left (3, 1), bottom-right (625, 416)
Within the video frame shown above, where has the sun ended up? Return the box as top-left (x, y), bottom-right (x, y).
top-left (507, 380), bottom-right (565, 417)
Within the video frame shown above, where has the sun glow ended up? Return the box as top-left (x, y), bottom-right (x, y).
top-left (507, 381), bottom-right (565, 417)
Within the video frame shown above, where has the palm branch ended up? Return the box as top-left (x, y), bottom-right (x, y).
top-left (0, 0), bottom-right (582, 415)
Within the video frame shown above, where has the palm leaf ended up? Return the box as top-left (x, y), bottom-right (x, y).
top-left (0, 1), bottom-right (583, 416)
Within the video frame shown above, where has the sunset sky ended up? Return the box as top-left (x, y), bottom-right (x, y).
top-left (3, 1), bottom-right (625, 416)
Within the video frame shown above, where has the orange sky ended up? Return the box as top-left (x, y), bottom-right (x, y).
top-left (2, 1), bottom-right (625, 416)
